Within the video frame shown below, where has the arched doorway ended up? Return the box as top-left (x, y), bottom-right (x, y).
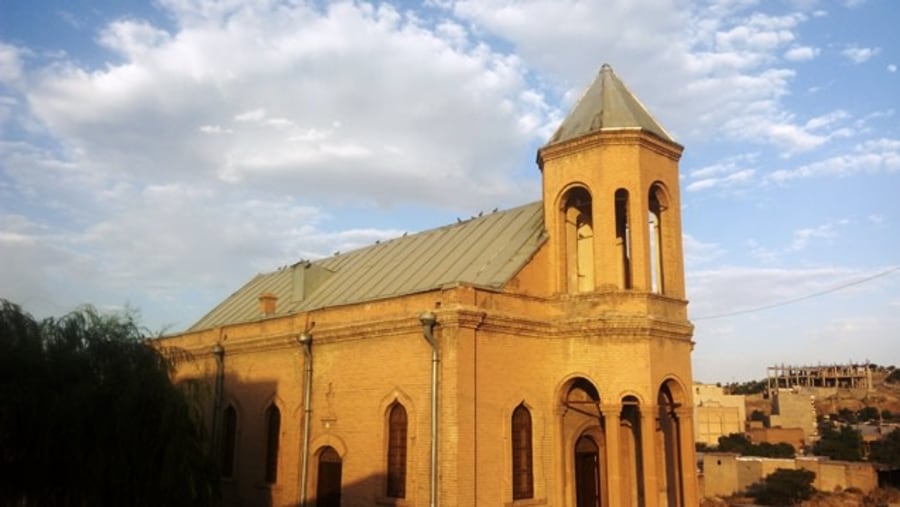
top-left (575, 434), bottom-right (601, 507)
top-left (315, 446), bottom-right (342, 507)
top-left (560, 377), bottom-right (605, 506)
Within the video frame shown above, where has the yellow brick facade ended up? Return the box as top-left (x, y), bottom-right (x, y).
top-left (159, 66), bottom-right (698, 507)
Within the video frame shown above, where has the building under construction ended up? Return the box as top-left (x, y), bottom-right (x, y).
top-left (767, 363), bottom-right (872, 395)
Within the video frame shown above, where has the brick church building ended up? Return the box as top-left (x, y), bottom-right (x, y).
top-left (160, 64), bottom-right (698, 506)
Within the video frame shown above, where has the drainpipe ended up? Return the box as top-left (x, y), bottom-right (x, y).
top-left (296, 332), bottom-right (313, 507)
top-left (419, 312), bottom-right (439, 507)
top-left (211, 343), bottom-right (225, 460)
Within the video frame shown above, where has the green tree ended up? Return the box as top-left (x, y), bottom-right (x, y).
top-left (870, 428), bottom-right (900, 467)
top-left (724, 379), bottom-right (767, 395)
top-left (857, 406), bottom-right (879, 422)
top-left (750, 409), bottom-right (769, 427)
top-left (812, 423), bottom-right (864, 461)
top-left (751, 442), bottom-right (795, 459)
top-left (716, 433), bottom-right (795, 458)
top-left (746, 468), bottom-right (816, 505)
top-left (0, 300), bottom-right (218, 506)
top-left (886, 368), bottom-right (900, 384)
top-left (836, 407), bottom-right (858, 424)
top-left (718, 433), bottom-right (753, 454)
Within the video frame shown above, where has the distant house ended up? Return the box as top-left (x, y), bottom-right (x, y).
top-left (159, 65), bottom-right (699, 507)
top-left (701, 453), bottom-right (877, 498)
top-left (694, 383), bottom-right (746, 446)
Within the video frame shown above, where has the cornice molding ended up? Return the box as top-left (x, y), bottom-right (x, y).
top-left (164, 301), bottom-right (694, 359)
top-left (537, 129), bottom-right (683, 167)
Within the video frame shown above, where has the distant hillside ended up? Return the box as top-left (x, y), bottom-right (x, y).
top-left (811, 369), bottom-right (900, 418)
top-left (732, 369), bottom-right (900, 420)
top-left (739, 370), bottom-right (900, 420)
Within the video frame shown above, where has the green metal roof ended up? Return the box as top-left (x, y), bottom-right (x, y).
top-left (545, 64), bottom-right (675, 147)
top-left (188, 202), bottom-right (546, 331)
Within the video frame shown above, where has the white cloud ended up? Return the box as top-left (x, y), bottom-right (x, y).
top-left (888, 64), bottom-right (897, 73)
top-left (686, 169), bottom-right (755, 192)
top-left (234, 108), bottom-right (267, 122)
top-left (788, 222), bottom-right (841, 251)
top-left (447, 0), bottom-right (813, 153)
top-left (769, 138), bottom-right (900, 182)
top-left (687, 265), bottom-right (858, 319)
top-left (0, 42), bottom-right (23, 83)
top-left (4, 0), bottom-right (897, 344)
top-left (783, 45), bottom-right (819, 61)
top-left (199, 124), bottom-right (232, 134)
top-left (684, 234), bottom-right (728, 266)
top-left (21, 1), bottom-right (548, 210)
top-left (98, 19), bottom-right (172, 58)
top-left (841, 46), bottom-right (881, 64)
top-left (804, 110), bottom-right (849, 130)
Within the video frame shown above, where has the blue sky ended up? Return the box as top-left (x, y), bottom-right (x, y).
top-left (1, 0), bottom-right (897, 382)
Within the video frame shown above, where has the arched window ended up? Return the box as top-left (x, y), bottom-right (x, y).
top-left (264, 404), bottom-right (281, 483)
top-left (386, 402), bottom-right (408, 498)
top-left (221, 405), bottom-right (238, 478)
top-left (511, 403), bottom-right (534, 500)
top-left (563, 187), bottom-right (594, 293)
top-left (615, 189), bottom-right (632, 289)
top-left (648, 185), bottom-right (666, 294)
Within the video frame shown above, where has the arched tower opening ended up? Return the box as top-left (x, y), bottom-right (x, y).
top-left (614, 189), bottom-right (632, 289)
top-left (648, 183), bottom-right (670, 295)
top-left (620, 395), bottom-right (644, 506)
top-left (561, 187), bottom-right (594, 293)
top-left (656, 381), bottom-right (685, 507)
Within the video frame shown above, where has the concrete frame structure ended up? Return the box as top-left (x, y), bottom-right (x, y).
top-left (160, 65), bottom-right (698, 507)
top-left (767, 363), bottom-right (873, 395)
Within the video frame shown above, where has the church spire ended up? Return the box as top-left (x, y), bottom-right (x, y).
top-left (545, 63), bottom-right (675, 147)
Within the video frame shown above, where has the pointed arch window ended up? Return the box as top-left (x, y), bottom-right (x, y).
top-left (264, 404), bottom-right (281, 483)
top-left (221, 405), bottom-right (238, 478)
top-left (511, 403), bottom-right (534, 500)
top-left (386, 402), bottom-right (408, 498)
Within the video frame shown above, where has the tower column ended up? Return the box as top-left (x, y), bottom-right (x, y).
top-left (675, 406), bottom-right (699, 506)
top-left (640, 405), bottom-right (660, 507)
top-left (594, 192), bottom-right (619, 290)
top-left (602, 404), bottom-right (623, 507)
top-left (629, 195), bottom-right (651, 292)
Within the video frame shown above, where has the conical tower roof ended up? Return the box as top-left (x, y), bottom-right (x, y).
top-left (545, 64), bottom-right (675, 147)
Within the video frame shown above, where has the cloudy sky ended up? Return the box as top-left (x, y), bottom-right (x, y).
top-left (1, 0), bottom-right (898, 382)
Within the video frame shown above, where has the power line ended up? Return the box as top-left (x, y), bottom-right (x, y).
top-left (692, 265), bottom-right (900, 321)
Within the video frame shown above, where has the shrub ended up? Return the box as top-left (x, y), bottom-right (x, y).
top-left (746, 468), bottom-right (815, 505)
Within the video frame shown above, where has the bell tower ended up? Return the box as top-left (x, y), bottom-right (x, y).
top-left (537, 64), bottom-right (698, 506)
top-left (537, 64), bottom-right (686, 299)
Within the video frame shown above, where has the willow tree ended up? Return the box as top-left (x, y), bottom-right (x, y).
top-left (0, 300), bottom-right (218, 506)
